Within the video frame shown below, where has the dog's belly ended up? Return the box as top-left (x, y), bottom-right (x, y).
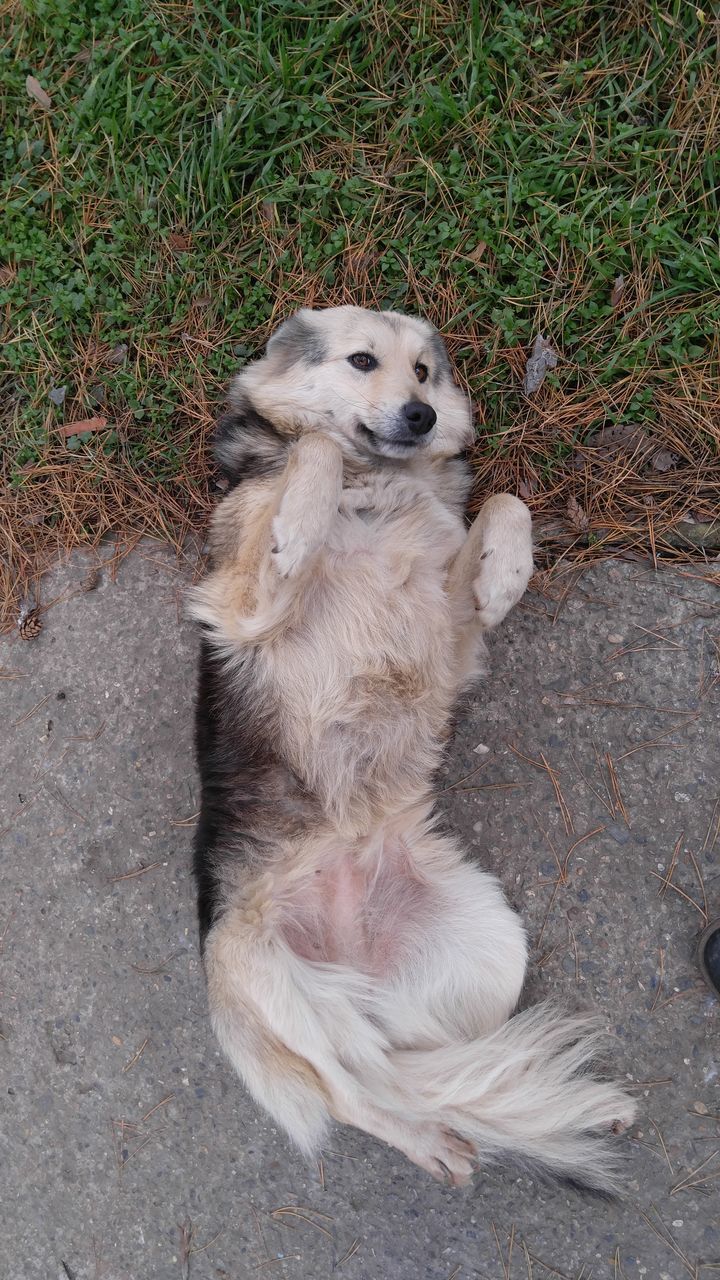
top-left (280, 834), bottom-right (433, 974)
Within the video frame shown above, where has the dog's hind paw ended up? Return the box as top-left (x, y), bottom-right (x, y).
top-left (403, 1124), bottom-right (477, 1188)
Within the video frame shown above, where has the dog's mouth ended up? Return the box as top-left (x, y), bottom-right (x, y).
top-left (356, 423), bottom-right (430, 455)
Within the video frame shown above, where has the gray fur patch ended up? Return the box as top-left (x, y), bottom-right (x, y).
top-left (214, 391), bottom-right (290, 482)
top-left (426, 331), bottom-right (452, 383)
top-left (267, 314), bottom-right (328, 371)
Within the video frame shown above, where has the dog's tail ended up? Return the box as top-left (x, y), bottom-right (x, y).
top-left (393, 1003), bottom-right (636, 1194)
top-left (205, 919), bottom-right (634, 1194)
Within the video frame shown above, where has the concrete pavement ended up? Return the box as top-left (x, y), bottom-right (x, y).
top-left (1, 545), bottom-right (719, 1279)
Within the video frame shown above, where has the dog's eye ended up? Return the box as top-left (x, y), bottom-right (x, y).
top-left (349, 352), bottom-right (377, 371)
top-left (414, 362), bottom-right (429, 384)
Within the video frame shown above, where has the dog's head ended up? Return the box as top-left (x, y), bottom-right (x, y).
top-left (216, 307), bottom-right (473, 477)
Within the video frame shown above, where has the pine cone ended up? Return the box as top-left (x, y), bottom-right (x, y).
top-left (566, 496), bottom-right (589, 534)
top-left (19, 607), bottom-right (42, 640)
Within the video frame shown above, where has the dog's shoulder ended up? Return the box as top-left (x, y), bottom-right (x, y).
top-left (214, 388), bottom-right (291, 488)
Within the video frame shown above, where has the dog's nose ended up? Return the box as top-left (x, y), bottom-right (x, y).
top-left (402, 401), bottom-right (437, 436)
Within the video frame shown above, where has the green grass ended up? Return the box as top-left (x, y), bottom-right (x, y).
top-left (1, 0), bottom-right (719, 624)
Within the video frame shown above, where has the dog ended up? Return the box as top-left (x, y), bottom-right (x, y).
top-left (188, 306), bottom-right (635, 1190)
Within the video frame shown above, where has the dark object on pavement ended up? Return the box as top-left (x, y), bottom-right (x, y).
top-left (697, 921), bottom-right (720, 997)
top-left (18, 607), bottom-right (42, 640)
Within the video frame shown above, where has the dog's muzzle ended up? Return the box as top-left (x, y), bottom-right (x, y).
top-left (357, 401), bottom-right (438, 453)
top-left (401, 400), bottom-right (437, 437)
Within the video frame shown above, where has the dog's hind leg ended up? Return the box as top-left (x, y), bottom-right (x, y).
top-left (377, 833), bottom-right (636, 1193)
top-left (447, 493), bottom-right (533, 684)
top-left (374, 830), bottom-right (529, 1044)
top-left (204, 900), bottom-right (477, 1184)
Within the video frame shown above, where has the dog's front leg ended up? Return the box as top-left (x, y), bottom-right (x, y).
top-left (271, 433), bottom-right (343, 579)
top-left (447, 494), bottom-right (533, 682)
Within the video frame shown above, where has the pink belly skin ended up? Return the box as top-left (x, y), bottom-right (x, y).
top-left (280, 837), bottom-right (433, 975)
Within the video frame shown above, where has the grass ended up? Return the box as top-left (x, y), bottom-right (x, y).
top-left (1, 0), bottom-right (719, 630)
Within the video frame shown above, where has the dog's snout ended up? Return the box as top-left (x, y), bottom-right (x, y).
top-left (402, 401), bottom-right (437, 436)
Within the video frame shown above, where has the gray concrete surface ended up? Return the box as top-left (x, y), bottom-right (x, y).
top-left (1, 544), bottom-right (719, 1280)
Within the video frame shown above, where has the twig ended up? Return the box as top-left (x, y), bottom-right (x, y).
top-left (178, 1217), bottom-right (192, 1280)
top-left (438, 760), bottom-right (490, 794)
top-left (170, 811), bottom-right (200, 827)
top-left (687, 847), bottom-right (708, 924)
top-left (12, 692), bottom-right (52, 728)
top-left (540, 752), bottom-right (574, 835)
top-left (650, 948), bottom-right (665, 1015)
top-left (638, 1206), bottom-right (696, 1278)
top-left (648, 1115), bottom-right (674, 1174)
top-left (605, 752), bottom-right (630, 825)
top-left (658, 834), bottom-right (683, 899)
top-left (109, 861), bottom-right (163, 883)
top-left (270, 1206), bottom-right (334, 1239)
top-left (335, 1238), bottom-right (360, 1268)
top-left (702, 798), bottom-right (720, 853)
top-left (44, 783), bottom-right (88, 824)
top-left (649, 870), bottom-right (708, 923)
top-left (123, 1037), bottom-right (149, 1073)
top-left (141, 1093), bottom-right (175, 1123)
top-left (68, 720), bottom-right (107, 743)
top-left (671, 1149), bottom-right (720, 1195)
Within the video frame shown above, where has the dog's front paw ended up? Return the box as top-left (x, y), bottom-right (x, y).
top-left (473, 506), bottom-right (533, 629)
top-left (270, 516), bottom-right (312, 579)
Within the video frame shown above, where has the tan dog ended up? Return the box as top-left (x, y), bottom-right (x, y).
top-left (189, 307), bottom-right (634, 1190)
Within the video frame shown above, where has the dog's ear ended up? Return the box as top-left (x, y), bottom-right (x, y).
top-left (212, 310), bottom-right (328, 485)
top-left (265, 309), bottom-right (327, 371)
top-left (213, 396), bottom-right (288, 486)
top-left (425, 328), bottom-right (454, 383)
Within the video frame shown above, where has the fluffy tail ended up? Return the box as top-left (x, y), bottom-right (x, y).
top-left (391, 1003), bottom-right (636, 1194)
top-left (206, 917), bottom-right (635, 1193)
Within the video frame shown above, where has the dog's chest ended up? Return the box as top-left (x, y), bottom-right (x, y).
top-left (275, 480), bottom-right (464, 708)
top-left (331, 476), bottom-right (465, 580)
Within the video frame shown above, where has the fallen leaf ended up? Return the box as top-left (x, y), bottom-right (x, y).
top-left (517, 476), bottom-right (536, 500)
top-left (651, 449), bottom-right (677, 472)
top-left (523, 334), bottom-right (558, 395)
top-left (49, 385), bottom-right (67, 406)
top-left (584, 422), bottom-right (650, 456)
top-left (26, 75), bottom-right (52, 109)
top-left (566, 496), bottom-right (589, 533)
top-left (168, 231), bottom-right (192, 251)
top-left (107, 343), bottom-right (128, 366)
top-left (611, 274), bottom-right (625, 308)
top-left (468, 241), bottom-right (488, 265)
top-left (59, 416), bottom-right (108, 438)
